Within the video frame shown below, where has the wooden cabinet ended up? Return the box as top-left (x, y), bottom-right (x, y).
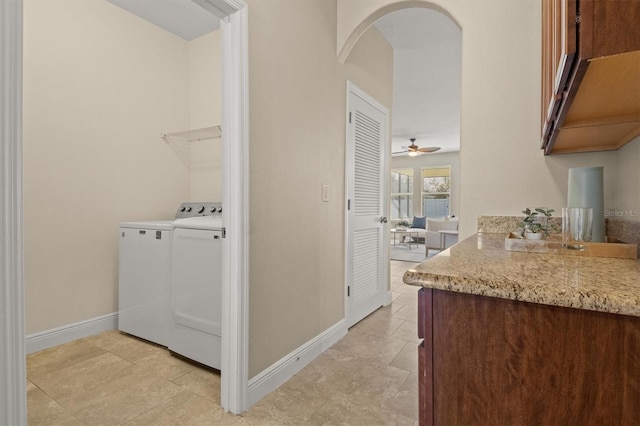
top-left (541, 0), bottom-right (576, 146)
top-left (541, 0), bottom-right (640, 154)
top-left (417, 288), bottom-right (640, 425)
top-left (417, 288), bottom-right (433, 424)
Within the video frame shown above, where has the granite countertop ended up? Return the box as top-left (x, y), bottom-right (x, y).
top-left (403, 233), bottom-right (640, 318)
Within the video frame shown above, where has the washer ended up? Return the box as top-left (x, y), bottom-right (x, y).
top-left (118, 220), bottom-right (173, 346)
top-left (118, 202), bottom-right (222, 348)
top-left (169, 206), bottom-right (223, 369)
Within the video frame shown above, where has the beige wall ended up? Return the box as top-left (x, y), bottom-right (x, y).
top-left (246, 0), bottom-right (393, 378)
top-left (614, 136), bottom-right (640, 221)
top-left (23, 0), bottom-right (197, 333)
top-left (338, 0), bottom-right (620, 238)
top-left (391, 152), bottom-right (460, 219)
top-left (189, 31), bottom-right (223, 202)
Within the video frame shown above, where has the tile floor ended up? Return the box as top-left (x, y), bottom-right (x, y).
top-left (27, 260), bottom-right (422, 425)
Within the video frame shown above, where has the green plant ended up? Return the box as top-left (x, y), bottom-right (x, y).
top-left (520, 207), bottom-right (557, 236)
top-left (396, 220), bottom-right (411, 228)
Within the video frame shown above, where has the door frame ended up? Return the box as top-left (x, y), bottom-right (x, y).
top-left (344, 81), bottom-right (391, 328)
top-left (216, 0), bottom-right (250, 414)
top-left (1, 0), bottom-right (26, 423)
top-left (0, 0), bottom-right (250, 421)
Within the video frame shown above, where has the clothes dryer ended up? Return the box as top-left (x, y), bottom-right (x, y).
top-left (169, 209), bottom-right (223, 369)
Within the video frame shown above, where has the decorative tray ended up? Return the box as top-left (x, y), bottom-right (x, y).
top-left (504, 233), bottom-right (637, 259)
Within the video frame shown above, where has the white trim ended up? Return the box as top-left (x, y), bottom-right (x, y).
top-left (187, 0), bottom-right (253, 415)
top-left (385, 291), bottom-right (393, 306)
top-left (346, 81), bottom-right (388, 116)
top-left (247, 320), bottom-right (348, 407)
top-left (219, 0), bottom-right (249, 415)
top-left (25, 313), bottom-right (118, 355)
top-left (1, 0), bottom-right (27, 424)
top-left (192, 0), bottom-right (239, 17)
top-left (343, 86), bottom-right (351, 334)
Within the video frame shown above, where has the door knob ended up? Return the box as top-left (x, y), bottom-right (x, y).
top-left (379, 217), bottom-right (388, 223)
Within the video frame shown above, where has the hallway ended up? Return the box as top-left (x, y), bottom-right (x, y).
top-left (27, 260), bottom-right (421, 425)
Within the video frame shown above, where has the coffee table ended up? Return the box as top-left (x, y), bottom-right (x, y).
top-left (390, 228), bottom-right (419, 250)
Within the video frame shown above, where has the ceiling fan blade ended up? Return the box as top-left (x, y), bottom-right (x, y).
top-left (418, 147), bottom-right (441, 153)
top-left (397, 138), bottom-right (441, 155)
top-left (392, 150), bottom-right (408, 154)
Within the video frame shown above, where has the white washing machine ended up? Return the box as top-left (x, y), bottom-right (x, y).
top-left (170, 205), bottom-right (224, 369)
top-left (118, 202), bottom-right (222, 348)
top-left (118, 220), bottom-right (173, 346)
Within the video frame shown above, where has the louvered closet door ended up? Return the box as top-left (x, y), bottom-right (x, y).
top-left (346, 82), bottom-right (389, 328)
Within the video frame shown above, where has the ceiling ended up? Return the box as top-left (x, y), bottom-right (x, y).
top-left (105, 2), bottom-right (460, 155)
top-left (374, 8), bottom-right (462, 155)
top-left (106, 0), bottom-right (219, 41)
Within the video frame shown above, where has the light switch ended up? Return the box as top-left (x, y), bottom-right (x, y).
top-left (322, 184), bottom-right (329, 202)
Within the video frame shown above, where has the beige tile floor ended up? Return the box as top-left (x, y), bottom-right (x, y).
top-left (27, 260), bottom-right (421, 425)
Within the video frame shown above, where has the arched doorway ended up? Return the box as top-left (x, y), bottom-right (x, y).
top-left (341, 1), bottom-right (462, 303)
top-left (337, 1), bottom-right (461, 64)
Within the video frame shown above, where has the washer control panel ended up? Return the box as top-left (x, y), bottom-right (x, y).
top-left (175, 202), bottom-right (223, 219)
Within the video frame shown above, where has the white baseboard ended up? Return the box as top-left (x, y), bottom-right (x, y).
top-left (385, 290), bottom-right (393, 306)
top-left (26, 312), bottom-right (118, 354)
top-left (247, 319), bottom-right (347, 407)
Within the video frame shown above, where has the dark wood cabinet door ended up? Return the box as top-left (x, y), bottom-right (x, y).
top-left (541, 0), bottom-right (577, 149)
top-left (581, 0), bottom-right (640, 59)
top-left (429, 290), bottom-right (640, 425)
top-left (417, 288), bottom-right (433, 426)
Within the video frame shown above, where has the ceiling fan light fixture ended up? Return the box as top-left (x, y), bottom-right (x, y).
top-left (399, 138), bottom-right (439, 156)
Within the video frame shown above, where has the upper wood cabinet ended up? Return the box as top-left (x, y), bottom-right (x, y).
top-left (541, 0), bottom-right (640, 155)
top-left (541, 0), bottom-right (576, 146)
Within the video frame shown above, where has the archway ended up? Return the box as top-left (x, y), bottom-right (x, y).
top-left (337, 0), bottom-right (461, 64)
top-left (342, 2), bottom-right (462, 266)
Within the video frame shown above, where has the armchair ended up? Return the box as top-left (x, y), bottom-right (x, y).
top-left (424, 219), bottom-right (459, 254)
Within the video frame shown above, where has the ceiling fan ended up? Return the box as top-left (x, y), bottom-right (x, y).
top-left (393, 138), bottom-right (441, 156)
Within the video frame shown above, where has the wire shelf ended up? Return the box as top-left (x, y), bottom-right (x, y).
top-left (161, 125), bottom-right (222, 143)
top-left (162, 126), bottom-right (222, 167)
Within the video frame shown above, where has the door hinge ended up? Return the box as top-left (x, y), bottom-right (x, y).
top-left (347, 286), bottom-right (350, 297)
top-left (348, 199), bottom-right (351, 210)
top-left (349, 112), bottom-right (352, 124)
top-left (222, 227), bottom-right (226, 238)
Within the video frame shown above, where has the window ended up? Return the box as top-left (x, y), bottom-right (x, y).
top-left (422, 167), bottom-right (451, 218)
top-left (391, 168), bottom-right (413, 219)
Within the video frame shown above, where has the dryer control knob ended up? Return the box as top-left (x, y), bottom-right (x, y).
top-left (217, 207), bottom-right (223, 213)
top-left (209, 207), bottom-right (216, 213)
top-left (179, 206), bottom-right (186, 212)
top-left (197, 206), bottom-right (205, 214)
top-left (186, 207), bottom-right (192, 212)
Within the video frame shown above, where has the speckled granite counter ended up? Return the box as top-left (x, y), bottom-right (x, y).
top-left (403, 233), bottom-right (640, 318)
